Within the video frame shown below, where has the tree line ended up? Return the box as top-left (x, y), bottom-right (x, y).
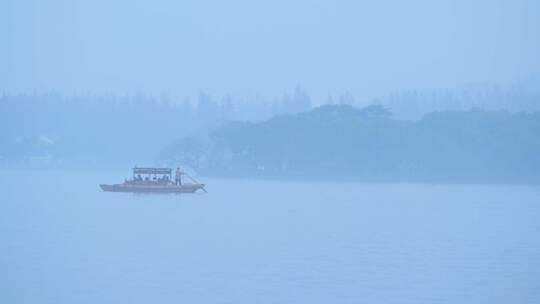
top-left (1, 78), bottom-right (539, 174)
top-left (159, 105), bottom-right (540, 183)
top-left (0, 88), bottom-right (312, 167)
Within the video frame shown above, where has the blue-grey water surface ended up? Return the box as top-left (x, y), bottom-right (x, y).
top-left (1, 170), bottom-right (539, 303)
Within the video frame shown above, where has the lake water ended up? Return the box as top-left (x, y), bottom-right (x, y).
top-left (1, 170), bottom-right (539, 303)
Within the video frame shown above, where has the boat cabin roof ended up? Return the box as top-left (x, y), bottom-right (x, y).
top-left (133, 167), bottom-right (172, 175)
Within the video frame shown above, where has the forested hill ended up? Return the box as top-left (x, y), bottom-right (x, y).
top-left (0, 90), bottom-right (313, 168)
top-left (159, 105), bottom-right (540, 183)
top-left (0, 91), bottom-right (311, 168)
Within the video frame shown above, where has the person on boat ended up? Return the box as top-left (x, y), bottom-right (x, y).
top-left (175, 168), bottom-right (182, 186)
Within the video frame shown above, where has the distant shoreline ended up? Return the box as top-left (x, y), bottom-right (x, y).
top-left (2, 165), bottom-right (539, 187)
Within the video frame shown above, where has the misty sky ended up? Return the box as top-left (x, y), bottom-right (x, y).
top-left (2, 0), bottom-right (539, 101)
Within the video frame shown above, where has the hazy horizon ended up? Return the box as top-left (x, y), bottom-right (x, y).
top-left (2, 0), bottom-right (540, 101)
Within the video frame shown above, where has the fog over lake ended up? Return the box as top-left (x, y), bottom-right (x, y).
top-left (3, 0), bottom-right (540, 99)
top-left (2, 0), bottom-right (540, 303)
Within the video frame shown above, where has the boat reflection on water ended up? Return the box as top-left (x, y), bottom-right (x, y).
top-left (100, 167), bottom-right (206, 193)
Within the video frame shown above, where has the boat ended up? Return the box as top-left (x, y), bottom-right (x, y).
top-left (100, 167), bottom-right (206, 193)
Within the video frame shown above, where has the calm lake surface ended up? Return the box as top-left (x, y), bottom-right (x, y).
top-left (1, 170), bottom-right (539, 303)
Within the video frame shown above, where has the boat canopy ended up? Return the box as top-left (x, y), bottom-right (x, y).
top-left (133, 167), bottom-right (172, 175)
